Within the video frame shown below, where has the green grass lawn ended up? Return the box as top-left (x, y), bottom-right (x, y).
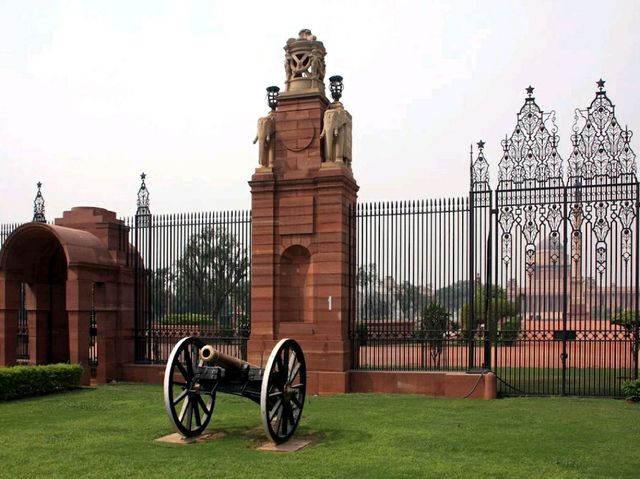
top-left (0, 384), bottom-right (638, 478)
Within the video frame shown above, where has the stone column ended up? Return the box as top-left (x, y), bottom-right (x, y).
top-left (0, 278), bottom-right (20, 366)
top-left (25, 283), bottom-right (51, 364)
top-left (248, 30), bottom-right (358, 394)
top-left (66, 276), bottom-right (93, 385)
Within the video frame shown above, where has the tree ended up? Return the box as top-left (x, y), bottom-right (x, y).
top-left (397, 280), bottom-right (429, 320)
top-left (433, 280), bottom-right (471, 312)
top-left (356, 263), bottom-right (392, 321)
top-left (174, 227), bottom-right (249, 323)
top-left (459, 284), bottom-right (520, 339)
top-left (611, 309), bottom-right (640, 379)
top-left (148, 267), bottom-right (173, 319)
top-left (416, 302), bottom-right (452, 368)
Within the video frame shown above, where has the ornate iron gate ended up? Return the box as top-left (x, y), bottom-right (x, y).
top-left (472, 82), bottom-right (639, 396)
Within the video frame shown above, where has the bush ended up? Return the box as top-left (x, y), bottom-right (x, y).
top-left (356, 323), bottom-right (368, 346)
top-left (622, 379), bottom-right (640, 402)
top-left (499, 315), bottom-right (522, 346)
top-left (0, 364), bottom-right (82, 401)
top-left (159, 314), bottom-right (215, 325)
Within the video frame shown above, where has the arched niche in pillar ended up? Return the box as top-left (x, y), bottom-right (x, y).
top-left (277, 245), bottom-right (314, 326)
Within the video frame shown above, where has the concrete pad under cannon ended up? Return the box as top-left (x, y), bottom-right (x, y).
top-left (257, 438), bottom-right (312, 452)
top-left (154, 432), bottom-right (225, 444)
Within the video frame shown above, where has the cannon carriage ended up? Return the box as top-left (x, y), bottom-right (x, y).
top-left (163, 337), bottom-right (306, 444)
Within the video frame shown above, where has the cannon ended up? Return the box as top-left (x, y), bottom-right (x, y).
top-left (163, 337), bottom-right (306, 444)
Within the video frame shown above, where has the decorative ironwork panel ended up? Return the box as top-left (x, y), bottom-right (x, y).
top-left (471, 141), bottom-right (490, 192)
top-left (493, 82), bottom-right (639, 398)
top-left (569, 80), bottom-right (637, 182)
top-left (498, 87), bottom-right (563, 188)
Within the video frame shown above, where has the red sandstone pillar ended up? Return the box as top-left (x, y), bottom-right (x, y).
top-left (248, 31), bottom-right (358, 394)
top-left (25, 283), bottom-right (50, 364)
top-left (0, 278), bottom-right (20, 366)
top-left (66, 277), bottom-right (93, 385)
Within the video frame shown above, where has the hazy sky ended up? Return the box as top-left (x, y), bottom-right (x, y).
top-left (0, 0), bottom-right (638, 221)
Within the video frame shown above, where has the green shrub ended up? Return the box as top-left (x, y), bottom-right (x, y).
top-left (622, 379), bottom-right (640, 402)
top-left (0, 364), bottom-right (82, 401)
top-left (159, 314), bottom-right (215, 325)
top-left (499, 315), bottom-right (522, 346)
top-left (356, 323), bottom-right (368, 346)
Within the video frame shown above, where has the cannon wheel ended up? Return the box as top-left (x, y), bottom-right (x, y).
top-left (163, 336), bottom-right (216, 438)
top-left (260, 338), bottom-right (306, 444)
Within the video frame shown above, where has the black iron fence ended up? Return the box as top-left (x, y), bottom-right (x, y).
top-left (348, 83), bottom-right (639, 398)
top-left (350, 198), bottom-right (486, 372)
top-left (128, 209), bottom-right (252, 364)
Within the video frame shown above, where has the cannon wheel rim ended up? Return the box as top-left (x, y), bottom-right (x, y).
top-left (163, 336), bottom-right (216, 438)
top-left (260, 338), bottom-right (306, 444)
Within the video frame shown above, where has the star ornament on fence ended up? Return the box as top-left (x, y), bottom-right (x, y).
top-left (526, 85), bottom-right (534, 97)
top-left (597, 78), bottom-right (605, 91)
top-left (477, 140), bottom-right (486, 150)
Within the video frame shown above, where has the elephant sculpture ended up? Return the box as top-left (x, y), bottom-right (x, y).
top-left (320, 105), bottom-right (352, 166)
top-left (253, 111), bottom-right (276, 168)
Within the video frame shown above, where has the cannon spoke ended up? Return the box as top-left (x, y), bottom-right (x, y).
top-left (196, 394), bottom-right (211, 416)
top-left (186, 400), bottom-right (194, 430)
top-left (193, 398), bottom-right (202, 427)
top-left (291, 393), bottom-right (303, 410)
top-left (175, 362), bottom-right (189, 382)
top-left (172, 388), bottom-right (189, 406)
top-left (269, 398), bottom-right (283, 422)
top-left (184, 347), bottom-right (194, 378)
top-left (288, 362), bottom-right (301, 383)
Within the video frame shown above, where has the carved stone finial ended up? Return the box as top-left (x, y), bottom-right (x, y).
top-left (283, 29), bottom-right (326, 94)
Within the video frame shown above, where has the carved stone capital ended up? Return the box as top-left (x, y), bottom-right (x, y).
top-left (283, 29), bottom-right (326, 95)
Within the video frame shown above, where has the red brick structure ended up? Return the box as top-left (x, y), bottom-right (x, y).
top-left (248, 92), bottom-right (358, 394)
top-left (0, 207), bottom-right (133, 385)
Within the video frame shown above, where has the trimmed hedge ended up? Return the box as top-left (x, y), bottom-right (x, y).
top-left (0, 364), bottom-right (82, 401)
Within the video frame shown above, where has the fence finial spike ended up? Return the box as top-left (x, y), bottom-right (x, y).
top-left (32, 181), bottom-right (46, 223)
top-left (136, 172), bottom-right (151, 216)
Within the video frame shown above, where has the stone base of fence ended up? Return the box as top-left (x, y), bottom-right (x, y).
top-left (116, 363), bottom-right (497, 399)
top-left (120, 364), bottom-right (166, 384)
top-left (349, 370), bottom-right (497, 399)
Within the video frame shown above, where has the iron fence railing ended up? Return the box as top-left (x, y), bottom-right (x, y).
top-left (128, 210), bottom-right (252, 364)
